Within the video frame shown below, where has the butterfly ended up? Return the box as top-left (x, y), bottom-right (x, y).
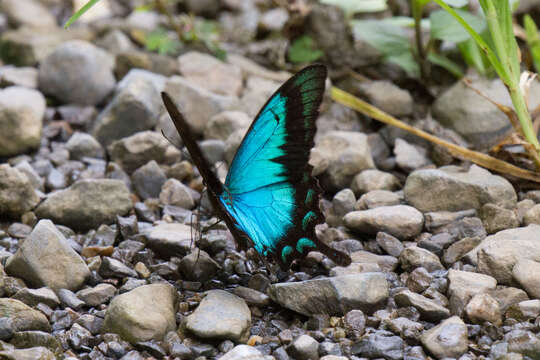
top-left (161, 64), bottom-right (351, 270)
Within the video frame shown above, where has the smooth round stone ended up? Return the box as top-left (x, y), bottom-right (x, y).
top-left (185, 290), bottom-right (251, 342)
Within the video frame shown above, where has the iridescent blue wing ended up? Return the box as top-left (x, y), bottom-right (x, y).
top-left (219, 65), bottom-right (351, 269)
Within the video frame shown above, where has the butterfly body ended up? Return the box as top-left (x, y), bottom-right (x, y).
top-left (162, 65), bottom-right (351, 269)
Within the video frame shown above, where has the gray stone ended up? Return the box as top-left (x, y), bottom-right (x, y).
top-left (0, 86), bottom-right (44, 157)
top-left (442, 236), bottom-right (482, 265)
top-left (464, 225), bottom-right (540, 285)
top-left (205, 111), bottom-right (251, 141)
top-left (356, 80), bottom-right (413, 117)
top-left (375, 232), bottom-right (404, 257)
top-left (99, 257), bottom-right (138, 278)
top-left (350, 251), bottom-right (398, 272)
top-left (506, 329), bottom-right (540, 359)
top-left (465, 293), bottom-right (502, 325)
top-left (0, 66), bottom-right (38, 88)
top-left (239, 75), bottom-right (280, 118)
top-left (395, 138), bottom-right (431, 172)
top-left (395, 290), bottom-right (450, 321)
top-left (513, 259), bottom-right (540, 299)
top-left (159, 179), bottom-right (195, 209)
top-left (66, 132), bottom-right (105, 160)
top-left (232, 286), bottom-right (270, 307)
top-left (0, 26), bottom-right (94, 66)
top-left (350, 169), bottom-right (400, 196)
top-left (448, 269), bottom-right (497, 316)
top-left (95, 29), bottom-right (136, 54)
top-left (38, 40), bottom-right (115, 105)
top-left (164, 76), bottom-right (238, 135)
top-left (108, 131), bottom-right (169, 174)
top-left (76, 284), bottom-right (116, 307)
top-left (260, 7), bottom-right (289, 31)
top-left (1, 0), bottom-right (57, 28)
top-left (420, 316), bottom-right (468, 359)
top-left (0, 298), bottom-right (50, 332)
top-left (144, 222), bottom-right (192, 257)
top-left (178, 52), bottom-right (243, 97)
top-left (404, 165), bottom-right (517, 212)
top-left (57, 289), bottom-right (85, 310)
top-left (268, 273), bottom-right (388, 316)
top-left (5, 220), bottom-right (90, 291)
top-left (289, 334), bottom-right (319, 360)
top-left (506, 299), bottom-right (540, 320)
top-left (132, 160), bottom-right (167, 200)
top-left (314, 131), bottom-right (374, 191)
top-left (524, 204), bottom-right (540, 225)
top-left (103, 284), bottom-right (178, 344)
top-left (433, 76), bottom-right (540, 149)
top-left (12, 288), bottom-right (60, 308)
top-left (488, 286), bottom-right (529, 314)
top-left (0, 164), bottom-right (40, 218)
top-left (200, 139), bottom-right (225, 164)
top-left (344, 205), bottom-right (424, 240)
top-left (480, 203), bottom-right (520, 234)
top-left (35, 179), bottom-right (132, 230)
top-left (10, 331), bottom-right (62, 355)
top-left (399, 247), bottom-right (444, 272)
top-left (178, 250), bottom-right (219, 282)
top-left (352, 333), bottom-right (404, 360)
top-left (185, 290), bottom-right (250, 342)
top-left (93, 75), bottom-right (161, 146)
top-left (14, 161), bottom-right (43, 191)
top-left (220, 345), bottom-right (266, 360)
top-left (0, 347), bottom-right (55, 360)
top-left (326, 189), bottom-right (355, 226)
top-left (355, 190), bottom-right (401, 210)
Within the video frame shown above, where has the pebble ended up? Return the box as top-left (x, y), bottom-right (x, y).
top-left (395, 289), bottom-right (450, 321)
top-left (12, 287), bottom-right (60, 308)
top-left (420, 316), bottom-right (468, 358)
top-left (356, 80), bottom-right (413, 117)
top-left (220, 345), bottom-right (267, 360)
top-left (159, 178), bottom-right (195, 209)
top-left (164, 76), bottom-right (238, 135)
top-left (205, 111), bottom-right (251, 141)
top-left (108, 131), bottom-right (169, 174)
top-left (355, 190), bottom-right (401, 210)
top-left (314, 131), bottom-right (375, 191)
top-left (0, 298), bottom-right (51, 332)
top-left (185, 290), bottom-right (251, 342)
top-left (448, 269), bottom-right (497, 316)
top-left (178, 250), bottom-right (220, 282)
top-left (99, 257), bottom-right (138, 278)
top-left (512, 259), bottom-right (540, 299)
top-left (5, 220), bottom-right (90, 291)
top-left (76, 283), bottom-right (116, 307)
top-left (2, 0), bottom-right (57, 28)
top-left (268, 273), bottom-right (388, 316)
top-left (465, 292), bottom-right (502, 325)
top-left (350, 169), bottom-right (400, 195)
top-left (288, 334), bottom-right (319, 360)
top-left (144, 222), bottom-right (192, 257)
top-left (132, 160), bottom-right (167, 200)
top-left (178, 51), bottom-right (243, 96)
top-left (344, 205), bottom-right (424, 239)
top-left (38, 40), bottom-right (115, 105)
top-left (394, 138), bottom-right (431, 172)
top-left (92, 75), bottom-right (161, 146)
top-left (0, 86), bottom-right (45, 157)
top-left (465, 224), bottom-right (540, 284)
top-left (404, 165), bottom-right (517, 212)
top-left (352, 333), bottom-right (404, 360)
top-left (35, 179), bottom-right (132, 231)
top-left (103, 284), bottom-right (177, 344)
top-left (0, 346), bottom-right (56, 360)
top-left (480, 203), bottom-right (520, 234)
top-left (399, 246), bottom-right (444, 272)
top-left (523, 204), bottom-right (540, 225)
top-left (65, 132), bottom-right (105, 160)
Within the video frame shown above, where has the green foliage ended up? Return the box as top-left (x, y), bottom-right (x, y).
top-left (145, 28), bottom-right (182, 55)
top-left (429, 9), bottom-right (485, 43)
top-left (64, 0), bottom-right (101, 28)
top-left (179, 17), bottom-right (226, 60)
top-left (319, 0), bottom-right (387, 16)
top-left (287, 35), bottom-right (324, 64)
top-left (351, 20), bottom-right (419, 76)
top-left (524, 14), bottom-right (540, 73)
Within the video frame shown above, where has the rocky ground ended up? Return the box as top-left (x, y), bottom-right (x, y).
top-left (1, 0), bottom-right (540, 359)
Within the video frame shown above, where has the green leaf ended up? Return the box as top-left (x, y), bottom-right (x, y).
top-left (442, 0), bottom-right (468, 7)
top-left (524, 14), bottom-right (540, 73)
top-left (430, 9), bottom-right (486, 43)
top-left (427, 52), bottom-right (464, 77)
top-left (351, 19), bottom-right (419, 76)
top-left (64, 0), bottom-right (101, 28)
top-left (288, 35), bottom-right (324, 64)
top-left (458, 38), bottom-right (488, 75)
top-left (320, 0), bottom-right (387, 16)
top-left (145, 28), bottom-right (182, 55)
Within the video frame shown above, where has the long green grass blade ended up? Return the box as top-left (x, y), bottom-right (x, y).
top-left (64, 0), bottom-right (101, 28)
top-left (524, 14), bottom-right (540, 72)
